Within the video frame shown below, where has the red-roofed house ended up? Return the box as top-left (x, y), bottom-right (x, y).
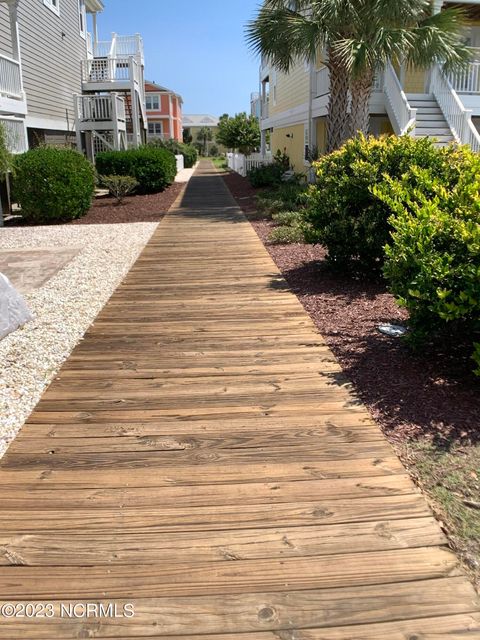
top-left (145, 81), bottom-right (183, 142)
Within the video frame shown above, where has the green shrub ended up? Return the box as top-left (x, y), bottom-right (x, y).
top-left (13, 146), bottom-right (95, 223)
top-left (96, 146), bottom-right (176, 194)
top-left (181, 144), bottom-right (198, 168)
top-left (256, 183), bottom-right (309, 217)
top-left (99, 175), bottom-right (138, 203)
top-left (248, 163), bottom-right (284, 188)
top-left (272, 210), bottom-right (304, 226)
top-left (247, 150), bottom-right (292, 188)
top-left (305, 134), bottom-right (459, 271)
top-left (375, 154), bottom-right (480, 374)
top-left (268, 225), bottom-right (305, 244)
top-left (147, 138), bottom-right (198, 168)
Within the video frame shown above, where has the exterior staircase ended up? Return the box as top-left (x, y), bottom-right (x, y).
top-left (405, 94), bottom-right (455, 146)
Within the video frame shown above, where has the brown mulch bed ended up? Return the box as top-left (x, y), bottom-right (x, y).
top-left (5, 182), bottom-right (185, 226)
top-left (221, 169), bottom-right (480, 448)
top-left (73, 183), bottom-right (185, 224)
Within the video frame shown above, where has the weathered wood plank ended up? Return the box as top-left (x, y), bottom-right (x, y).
top-left (0, 518), bottom-right (445, 566)
top-left (0, 548), bottom-right (462, 598)
top-left (0, 592), bottom-right (477, 638)
top-left (0, 496), bottom-right (432, 533)
top-left (0, 474), bottom-right (416, 509)
top-left (0, 457), bottom-right (406, 488)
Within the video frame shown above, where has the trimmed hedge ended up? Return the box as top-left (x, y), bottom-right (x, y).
top-left (181, 144), bottom-right (198, 168)
top-left (96, 146), bottom-right (176, 194)
top-left (14, 147), bottom-right (95, 224)
top-left (304, 134), bottom-right (460, 271)
top-left (147, 139), bottom-right (198, 168)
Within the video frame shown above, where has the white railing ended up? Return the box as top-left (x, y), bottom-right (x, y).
top-left (75, 94), bottom-right (126, 124)
top-left (245, 152), bottom-right (273, 173)
top-left (86, 32), bottom-right (93, 58)
top-left (383, 61), bottom-right (416, 135)
top-left (373, 69), bottom-right (384, 92)
top-left (448, 62), bottom-right (480, 94)
top-left (92, 40), bottom-right (113, 58)
top-left (115, 94), bottom-right (126, 122)
top-left (431, 64), bottom-right (480, 151)
top-left (114, 35), bottom-right (144, 61)
top-left (93, 34), bottom-right (144, 63)
top-left (315, 66), bottom-right (330, 97)
top-left (0, 117), bottom-right (27, 154)
top-left (227, 152), bottom-right (272, 177)
top-left (227, 152), bottom-right (246, 176)
top-left (0, 54), bottom-right (22, 99)
top-left (81, 57), bottom-right (134, 83)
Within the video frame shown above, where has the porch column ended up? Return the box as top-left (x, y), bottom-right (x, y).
top-left (92, 11), bottom-right (98, 46)
top-left (7, 0), bottom-right (21, 62)
top-left (432, 0), bottom-right (444, 14)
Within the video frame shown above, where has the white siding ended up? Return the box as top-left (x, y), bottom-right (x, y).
top-left (0, 0), bottom-right (88, 131)
top-left (0, 6), bottom-right (14, 58)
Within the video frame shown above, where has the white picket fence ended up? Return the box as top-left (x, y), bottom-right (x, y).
top-left (227, 152), bottom-right (272, 177)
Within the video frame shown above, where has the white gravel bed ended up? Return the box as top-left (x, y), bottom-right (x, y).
top-left (0, 222), bottom-right (158, 457)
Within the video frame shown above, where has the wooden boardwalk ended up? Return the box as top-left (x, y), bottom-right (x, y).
top-left (0, 160), bottom-right (478, 638)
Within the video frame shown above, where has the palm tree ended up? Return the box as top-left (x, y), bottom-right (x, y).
top-left (341, 1), bottom-right (470, 137)
top-left (197, 127), bottom-right (213, 156)
top-left (247, 0), bottom-right (354, 152)
top-left (246, 0), bottom-right (470, 151)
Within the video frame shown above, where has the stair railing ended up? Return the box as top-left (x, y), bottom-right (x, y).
top-left (430, 63), bottom-right (480, 151)
top-left (383, 61), bottom-right (416, 135)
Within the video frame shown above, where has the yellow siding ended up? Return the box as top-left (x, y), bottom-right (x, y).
top-left (315, 47), bottom-right (324, 70)
top-left (271, 123), bottom-right (306, 171)
top-left (271, 61), bottom-right (310, 115)
top-left (404, 68), bottom-right (427, 93)
top-left (315, 118), bottom-right (327, 155)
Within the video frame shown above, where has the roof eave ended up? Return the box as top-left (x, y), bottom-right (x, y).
top-left (86, 0), bottom-right (104, 13)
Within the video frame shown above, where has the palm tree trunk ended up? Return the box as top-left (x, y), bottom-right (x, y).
top-left (326, 46), bottom-right (350, 153)
top-left (350, 70), bottom-right (375, 138)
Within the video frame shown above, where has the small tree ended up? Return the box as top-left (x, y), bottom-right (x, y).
top-left (216, 112), bottom-right (260, 155)
top-left (197, 126), bottom-right (213, 156)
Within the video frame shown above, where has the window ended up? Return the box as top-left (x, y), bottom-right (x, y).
top-left (43, 0), bottom-right (60, 15)
top-left (148, 122), bottom-right (163, 136)
top-left (78, 0), bottom-right (86, 38)
top-left (146, 95), bottom-right (160, 111)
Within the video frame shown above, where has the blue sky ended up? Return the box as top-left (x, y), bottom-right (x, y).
top-left (94, 0), bottom-right (261, 116)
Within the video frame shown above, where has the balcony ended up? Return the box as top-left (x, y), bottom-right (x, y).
top-left (314, 65), bottom-right (384, 99)
top-left (89, 34), bottom-right (144, 65)
top-left (449, 62), bottom-right (480, 94)
top-left (261, 99), bottom-right (269, 119)
top-left (81, 56), bottom-right (142, 91)
top-left (260, 55), bottom-right (270, 81)
top-left (75, 94), bottom-right (126, 132)
top-left (0, 54), bottom-right (22, 99)
top-left (0, 54), bottom-right (27, 117)
top-left (0, 117), bottom-right (27, 154)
